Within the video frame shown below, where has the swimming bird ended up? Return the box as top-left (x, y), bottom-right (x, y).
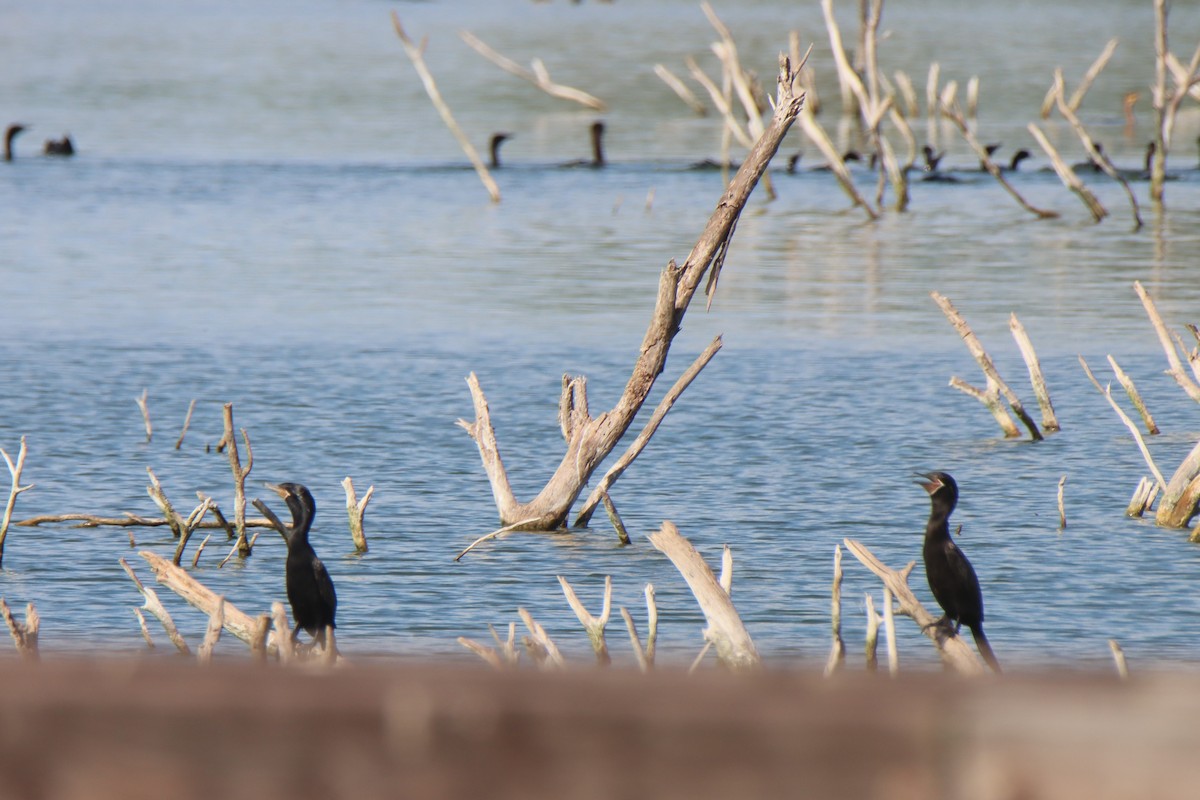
top-left (810, 149), bottom-right (861, 171)
top-left (264, 482), bottom-right (337, 650)
top-left (488, 132), bottom-right (511, 168)
top-left (562, 120), bottom-right (605, 168)
top-left (43, 135), bottom-right (74, 157)
top-left (917, 471), bottom-right (1001, 673)
top-left (978, 143), bottom-right (1001, 170)
top-left (4, 124), bottom-right (25, 161)
top-left (1071, 141), bottom-right (1104, 172)
top-left (922, 144), bottom-right (944, 172)
top-left (1005, 148), bottom-right (1031, 172)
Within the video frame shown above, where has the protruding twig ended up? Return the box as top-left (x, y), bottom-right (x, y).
top-left (1057, 475), bottom-right (1068, 530)
top-left (197, 596), bottom-right (225, 664)
top-left (458, 29), bottom-right (607, 111)
top-left (395, 21), bottom-right (501, 203)
top-left (622, 588), bottom-right (658, 674)
top-left (0, 437), bottom-right (34, 568)
top-left (1107, 356), bottom-right (1159, 435)
top-left (599, 491), bottom-right (630, 545)
top-left (558, 575), bottom-right (613, 665)
top-left (649, 522), bottom-right (759, 671)
top-left (1026, 123), bottom-right (1108, 222)
top-left (1109, 638), bottom-right (1129, 680)
top-left (173, 496), bottom-right (213, 567)
top-left (1134, 281), bottom-right (1200, 403)
top-left (145, 467), bottom-right (187, 542)
top-left (219, 404), bottom-right (254, 557)
top-left (1041, 38), bottom-right (1119, 117)
top-left (0, 599), bottom-right (38, 661)
top-left (453, 517), bottom-right (543, 562)
top-left (133, 608), bottom-right (155, 649)
top-left (175, 399), bottom-right (197, 450)
top-left (271, 602), bottom-right (294, 665)
top-left (1079, 356), bottom-right (1167, 491)
top-left (517, 607), bottom-right (565, 670)
top-left (342, 477), bottom-right (374, 554)
top-left (824, 545), bottom-right (845, 677)
top-left (654, 63), bottom-right (706, 115)
top-left (1126, 476), bottom-right (1159, 517)
top-left (136, 388), bottom-right (152, 443)
top-left (883, 585), bottom-right (899, 675)
top-left (864, 594), bottom-right (881, 672)
top-left (1010, 313), bottom-right (1060, 433)
top-left (250, 614), bottom-right (271, 664)
top-left (933, 292), bottom-right (1043, 440)
top-left (121, 557), bottom-right (191, 655)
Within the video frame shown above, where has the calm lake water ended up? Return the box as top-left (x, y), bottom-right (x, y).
top-left (3, 0), bottom-right (1200, 671)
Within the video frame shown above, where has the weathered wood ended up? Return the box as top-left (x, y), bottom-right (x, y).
top-left (648, 522), bottom-right (759, 672)
top-left (518, 607), bottom-right (565, 670)
top-left (0, 598), bottom-right (39, 661)
top-left (823, 545), bottom-right (845, 677)
top-left (843, 538), bottom-right (985, 675)
top-left (460, 57), bottom-right (807, 530)
top-left (1157, 438), bottom-right (1200, 529)
top-left (135, 388), bottom-right (152, 443)
top-left (197, 597), bottom-right (224, 664)
top-left (0, 436), bottom-right (34, 568)
top-left (653, 63), bottom-right (706, 115)
top-left (1010, 313), bottom-right (1060, 432)
top-left (121, 557), bottom-right (191, 655)
top-left (558, 575), bottom-right (612, 666)
top-left (1027, 122), bottom-right (1108, 222)
top-left (1108, 355), bottom-right (1160, 435)
top-left (863, 593), bottom-right (881, 672)
top-left (342, 476), bottom-right (373, 554)
top-left (1058, 475), bottom-right (1068, 530)
top-left (1079, 355), bottom-right (1168, 491)
top-left (174, 398), bottom-right (196, 450)
top-left (458, 29), bottom-right (606, 112)
top-left (219, 404), bottom-right (254, 556)
top-left (1134, 281), bottom-right (1200, 403)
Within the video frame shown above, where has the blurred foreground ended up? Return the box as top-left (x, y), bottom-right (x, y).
top-left (1, 657), bottom-right (1197, 799)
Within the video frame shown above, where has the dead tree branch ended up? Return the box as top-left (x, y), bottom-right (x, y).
top-left (558, 575), bottom-right (613, 666)
top-left (1135, 281), bottom-right (1200, 403)
top-left (1009, 313), bottom-right (1060, 433)
top-left (219, 404), bottom-right (254, 557)
top-left (0, 436), bottom-right (34, 568)
top-left (458, 29), bottom-right (607, 111)
top-left (135, 388), bottom-right (152, 443)
top-left (842, 538), bottom-right (984, 675)
top-left (1026, 122), bottom-right (1108, 222)
top-left (174, 399), bottom-right (197, 450)
top-left (649, 521), bottom-right (759, 671)
top-left (824, 544), bottom-right (845, 677)
top-left (342, 477), bottom-right (374, 554)
top-left (459, 56), bottom-right (806, 531)
top-left (0, 598), bottom-right (39, 661)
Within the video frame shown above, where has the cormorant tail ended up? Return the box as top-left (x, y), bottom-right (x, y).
top-left (971, 624), bottom-right (1002, 673)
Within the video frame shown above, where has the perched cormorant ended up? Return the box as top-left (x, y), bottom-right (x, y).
top-left (43, 135), bottom-right (74, 157)
top-left (917, 472), bottom-right (1001, 673)
top-left (488, 132), bottom-right (511, 169)
top-left (4, 124), bottom-right (25, 161)
top-left (264, 482), bottom-right (337, 649)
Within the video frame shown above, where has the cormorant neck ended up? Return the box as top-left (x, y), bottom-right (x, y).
top-left (284, 496), bottom-right (313, 546)
top-left (924, 498), bottom-right (955, 540)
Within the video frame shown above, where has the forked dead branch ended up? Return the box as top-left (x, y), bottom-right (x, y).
top-left (457, 55), bottom-right (806, 534)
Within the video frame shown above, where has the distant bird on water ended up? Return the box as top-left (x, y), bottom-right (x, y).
top-left (563, 120), bottom-right (605, 167)
top-left (488, 132), bottom-right (511, 168)
top-left (917, 471), bottom-right (1001, 673)
top-left (43, 135), bottom-right (74, 157)
top-left (265, 482), bottom-right (337, 650)
top-left (4, 124), bottom-right (25, 161)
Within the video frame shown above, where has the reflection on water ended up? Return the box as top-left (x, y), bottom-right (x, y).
top-left (2, 0), bottom-right (1200, 669)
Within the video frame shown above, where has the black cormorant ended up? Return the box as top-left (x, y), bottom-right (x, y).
top-left (4, 124), bottom-right (25, 161)
top-left (264, 482), bottom-right (337, 649)
top-left (43, 135), bottom-right (74, 157)
top-left (563, 120), bottom-right (605, 167)
top-left (917, 472), bottom-right (1001, 673)
top-left (489, 132), bottom-right (511, 168)
top-left (1006, 148), bottom-right (1031, 172)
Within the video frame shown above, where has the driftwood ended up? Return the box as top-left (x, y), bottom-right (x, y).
top-left (393, 19), bottom-right (501, 204)
top-left (1026, 123), bottom-right (1108, 222)
top-left (1079, 355), bottom-right (1167, 491)
top-left (932, 292), bottom-right (1044, 440)
top-left (621, 584), bottom-right (658, 673)
top-left (558, 575), bottom-right (612, 666)
top-left (1107, 356), bottom-right (1160, 435)
top-left (1058, 475), bottom-right (1068, 530)
top-left (135, 388), bottom-right (152, 443)
top-left (1134, 281), bottom-right (1200, 404)
top-left (458, 29), bottom-right (606, 112)
top-left (1040, 37), bottom-right (1119, 118)
top-left (174, 399), bottom-right (196, 450)
top-left (16, 513), bottom-right (279, 530)
top-left (121, 557), bottom-right (191, 654)
top-left (863, 593), bottom-right (881, 672)
top-left (653, 63), bottom-right (706, 115)
top-left (0, 598), bottom-right (39, 661)
top-left (218, 404), bottom-right (254, 557)
top-left (823, 545), bottom-right (845, 677)
top-left (1010, 313), bottom-right (1060, 433)
top-left (1127, 476), bottom-right (1160, 518)
top-left (342, 477), bottom-right (373, 554)
top-left (648, 522), bottom-right (759, 672)
top-left (518, 607), bottom-right (565, 670)
top-left (0, 436), bottom-right (33, 568)
top-left (458, 56), bottom-right (806, 532)
top-left (197, 597), bottom-right (224, 665)
top-left (842, 538), bottom-right (985, 675)
top-left (145, 467), bottom-right (187, 541)
top-left (1151, 0), bottom-right (1200, 204)
top-left (1109, 639), bottom-right (1130, 679)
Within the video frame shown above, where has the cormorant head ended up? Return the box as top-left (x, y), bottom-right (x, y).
top-left (264, 482), bottom-right (316, 540)
top-left (1010, 149), bottom-right (1031, 170)
top-left (916, 471), bottom-right (958, 509)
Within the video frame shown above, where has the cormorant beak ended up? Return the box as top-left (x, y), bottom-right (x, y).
top-left (263, 482), bottom-right (288, 499)
top-left (914, 472), bottom-right (942, 495)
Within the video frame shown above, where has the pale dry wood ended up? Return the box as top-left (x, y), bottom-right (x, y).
top-left (460, 58), bottom-right (807, 531)
top-left (686, 56), bottom-right (756, 152)
top-left (718, 544), bottom-right (733, 596)
top-left (219, 404), bottom-right (254, 557)
top-left (518, 607), bottom-right (565, 670)
top-left (453, 516), bottom-right (543, 562)
top-left (1126, 476), bottom-right (1157, 518)
top-left (457, 636), bottom-right (506, 670)
top-left (1134, 281), bottom-right (1200, 403)
top-left (1080, 355), bottom-right (1168, 491)
top-left (141, 551), bottom-right (275, 653)
top-left (1041, 38), bottom-right (1119, 118)
top-left (173, 496), bottom-right (213, 567)
top-left (121, 557), bottom-right (191, 655)
top-left (797, 106), bottom-right (879, 219)
top-left (250, 614), bottom-right (271, 664)
top-left (648, 522), bottom-right (759, 671)
top-left (174, 399), bottom-right (196, 450)
top-left (394, 21), bottom-right (501, 204)
top-left (1107, 355), bottom-right (1159, 435)
top-left (0, 598), bottom-right (38, 661)
top-left (490, 622), bottom-right (520, 666)
top-left (1051, 70), bottom-right (1142, 229)
top-left (1027, 122), bottom-right (1108, 222)
top-left (133, 607), bottom-right (155, 649)
top-left (933, 292), bottom-right (1043, 440)
top-left (843, 538), bottom-right (985, 675)
top-left (1156, 438), bottom-right (1200, 529)
top-left (558, 575), bottom-right (612, 665)
top-left (654, 64), bottom-right (706, 115)
top-left (894, 69), bottom-right (918, 117)
top-left (135, 388), bottom-right (152, 443)
top-left (824, 545), bottom-right (845, 677)
top-left (575, 336), bottom-right (723, 526)
top-left (966, 75), bottom-right (979, 121)
top-left (620, 588), bottom-right (658, 673)
top-left (1152, 0), bottom-right (1200, 202)
top-left (1010, 313), bottom-right (1060, 432)
top-left (883, 585), bottom-right (899, 676)
top-left (600, 491), bottom-right (630, 545)
top-left (940, 101), bottom-right (1057, 219)
top-left (458, 29), bottom-right (606, 112)
top-left (197, 597), bottom-right (224, 664)
top-left (191, 533), bottom-right (211, 569)
top-left (145, 467), bottom-right (187, 541)
top-left (270, 602), bottom-right (294, 665)
top-left (1109, 639), bottom-right (1130, 679)
top-left (0, 436), bottom-right (34, 568)
top-left (864, 593), bottom-right (881, 672)
top-left (948, 377), bottom-right (1021, 439)
top-left (1058, 475), bottom-right (1068, 530)
top-left (342, 477), bottom-right (374, 554)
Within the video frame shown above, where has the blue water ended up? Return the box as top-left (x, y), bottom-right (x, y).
top-left (3, 0), bottom-right (1200, 671)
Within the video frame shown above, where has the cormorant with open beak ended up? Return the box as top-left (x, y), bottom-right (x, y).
top-left (264, 482), bottom-right (337, 650)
